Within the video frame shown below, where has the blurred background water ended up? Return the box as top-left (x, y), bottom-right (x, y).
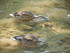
top-left (0, 0), bottom-right (70, 53)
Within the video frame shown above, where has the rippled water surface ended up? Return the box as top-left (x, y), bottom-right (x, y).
top-left (0, 0), bottom-right (70, 53)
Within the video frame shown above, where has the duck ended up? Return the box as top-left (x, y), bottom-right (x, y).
top-left (12, 34), bottom-right (47, 48)
top-left (9, 11), bottom-right (49, 22)
top-left (12, 34), bottom-right (39, 44)
top-left (9, 11), bottom-right (37, 22)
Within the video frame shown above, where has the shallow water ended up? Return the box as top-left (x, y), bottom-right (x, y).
top-left (0, 0), bottom-right (70, 53)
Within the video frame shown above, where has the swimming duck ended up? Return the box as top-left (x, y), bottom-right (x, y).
top-left (9, 11), bottom-right (37, 22)
top-left (9, 11), bottom-right (49, 22)
top-left (12, 34), bottom-right (39, 44)
top-left (12, 34), bottom-right (47, 48)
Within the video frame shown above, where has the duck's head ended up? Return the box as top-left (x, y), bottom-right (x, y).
top-left (9, 12), bottom-right (22, 18)
top-left (12, 35), bottom-right (23, 42)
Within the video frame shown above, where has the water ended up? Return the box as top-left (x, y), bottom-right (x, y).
top-left (0, 0), bottom-right (70, 53)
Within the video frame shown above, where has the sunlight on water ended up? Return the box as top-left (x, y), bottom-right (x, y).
top-left (0, 0), bottom-right (70, 53)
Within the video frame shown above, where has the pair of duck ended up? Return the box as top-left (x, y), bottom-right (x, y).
top-left (10, 11), bottom-right (48, 45)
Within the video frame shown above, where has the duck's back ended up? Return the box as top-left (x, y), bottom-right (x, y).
top-left (23, 11), bottom-right (36, 17)
top-left (20, 14), bottom-right (36, 21)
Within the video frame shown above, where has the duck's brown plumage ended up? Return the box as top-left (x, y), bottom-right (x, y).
top-left (13, 34), bottom-right (39, 43)
top-left (10, 11), bottom-right (37, 22)
top-left (16, 14), bottom-right (36, 21)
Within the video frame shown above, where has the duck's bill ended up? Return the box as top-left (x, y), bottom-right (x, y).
top-left (9, 14), bottom-right (15, 17)
top-left (12, 37), bottom-right (17, 40)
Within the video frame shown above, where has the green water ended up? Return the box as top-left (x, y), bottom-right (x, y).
top-left (0, 0), bottom-right (70, 53)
